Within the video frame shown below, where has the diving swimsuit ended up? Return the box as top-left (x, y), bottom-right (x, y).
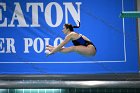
top-left (72, 35), bottom-right (96, 50)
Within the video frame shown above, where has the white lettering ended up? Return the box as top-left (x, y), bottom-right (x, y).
top-left (0, 2), bottom-right (81, 27)
top-left (0, 3), bottom-right (7, 27)
top-left (24, 38), bottom-right (33, 53)
top-left (34, 38), bottom-right (44, 53)
top-left (0, 38), bottom-right (5, 53)
top-left (45, 2), bottom-right (63, 27)
top-left (63, 2), bottom-right (81, 25)
top-left (8, 2), bottom-right (29, 27)
top-left (27, 3), bottom-right (43, 27)
top-left (0, 38), bottom-right (16, 53)
top-left (54, 37), bottom-right (63, 47)
top-left (6, 38), bottom-right (16, 53)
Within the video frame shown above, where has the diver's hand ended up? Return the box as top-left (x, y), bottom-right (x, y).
top-left (46, 51), bottom-right (54, 57)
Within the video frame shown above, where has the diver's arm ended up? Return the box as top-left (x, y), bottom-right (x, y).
top-left (82, 35), bottom-right (91, 41)
top-left (49, 34), bottom-right (72, 54)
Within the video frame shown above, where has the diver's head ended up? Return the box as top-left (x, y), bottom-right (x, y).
top-left (62, 24), bottom-right (73, 34)
top-left (62, 21), bottom-right (80, 34)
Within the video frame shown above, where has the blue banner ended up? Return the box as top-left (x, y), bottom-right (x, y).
top-left (0, 0), bottom-right (139, 74)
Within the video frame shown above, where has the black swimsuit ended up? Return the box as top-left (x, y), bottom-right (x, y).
top-left (72, 36), bottom-right (96, 50)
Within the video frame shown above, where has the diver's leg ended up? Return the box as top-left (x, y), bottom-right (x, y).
top-left (74, 45), bottom-right (96, 56)
top-left (60, 46), bottom-right (75, 53)
top-left (60, 45), bottom-right (96, 56)
top-left (46, 45), bottom-right (96, 56)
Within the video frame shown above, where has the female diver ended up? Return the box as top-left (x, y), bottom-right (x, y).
top-left (46, 21), bottom-right (96, 56)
